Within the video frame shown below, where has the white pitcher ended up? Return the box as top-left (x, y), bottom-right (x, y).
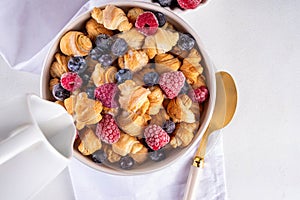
top-left (0, 94), bottom-right (76, 200)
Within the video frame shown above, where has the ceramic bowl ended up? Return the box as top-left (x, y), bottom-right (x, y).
top-left (40, 1), bottom-right (216, 175)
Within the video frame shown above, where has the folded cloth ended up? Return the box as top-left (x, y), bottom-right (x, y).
top-left (0, 0), bottom-right (227, 199)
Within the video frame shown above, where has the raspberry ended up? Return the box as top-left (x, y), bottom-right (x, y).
top-left (191, 86), bottom-right (209, 103)
top-left (177, 0), bottom-right (202, 9)
top-left (60, 72), bottom-right (82, 92)
top-left (135, 11), bottom-right (159, 36)
top-left (94, 83), bottom-right (118, 108)
top-left (96, 114), bottom-right (120, 144)
top-left (158, 71), bottom-right (186, 99)
top-left (144, 124), bottom-right (170, 151)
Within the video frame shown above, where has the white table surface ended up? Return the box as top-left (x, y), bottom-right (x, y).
top-left (1, 0), bottom-right (300, 199)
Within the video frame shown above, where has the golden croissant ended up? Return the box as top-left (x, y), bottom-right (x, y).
top-left (116, 110), bottom-right (148, 137)
top-left (147, 86), bottom-right (164, 115)
top-left (118, 80), bottom-right (151, 113)
top-left (167, 94), bottom-right (196, 123)
top-left (49, 53), bottom-right (69, 78)
top-left (143, 28), bottom-right (179, 59)
top-left (78, 127), bottom-right (102, 155)
top-left (85, 18), bottom-right (113, 41)
top-left (64, 92), bottom-right (103, 130)
top-left (60, 31), bottom-right (92, 56)
top-left (170, 122), bottom-right (199, 148)
top-left (91, 5), bottom-right (132, 32)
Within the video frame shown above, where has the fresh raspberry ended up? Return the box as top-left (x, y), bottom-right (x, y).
top-left (96, 114), bottom-right (120, 144)
top-left (177, 0), bottom-right (202, 9)
top-left (159, 71), bottom-right (186, 99)
top-left (94, 83), bottom-right (118, 108)
top-left (135, 11), bottom-right (159, 36)
top-left (144, 124), bottom-right (170, 151)
top-left (191, 86), bottom-right (209, 103)
top-left (60, 72), bottom-right (82, 92)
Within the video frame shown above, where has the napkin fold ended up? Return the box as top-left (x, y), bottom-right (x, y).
top-left (0, 0), bottom-right (227, 199)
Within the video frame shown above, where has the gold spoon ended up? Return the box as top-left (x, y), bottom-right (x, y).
top-left (183, 71), bottom-right (238, 200)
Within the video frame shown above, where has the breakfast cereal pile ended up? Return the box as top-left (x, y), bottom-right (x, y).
top-left (48, 5), bottom-right (209, 170)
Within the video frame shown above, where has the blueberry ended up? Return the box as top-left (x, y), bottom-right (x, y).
top-left (115, 69), bottom-right (132, 84)
top-left (111, 38), bottom-right (128, 56)
top-left (143, 72), bottom-right (159, 86)
top-left (89, 46), bottom-right (106, 61)
top-left (52, 84), bottom-right (70, 101)
top-left (68, 56), bottom-right (87, 74)
top-left (155, 0), bottom-right (173, 7)
top-left (95, 34), bottom-right (113, 53)
top-left (86, 86), bottom-right (96, 99)
top-left (119, 156), bottom-right (134, 169)
top-left (162, 120), bottom-right (176, 134)
top-left (154, 12), bottom-right (166, 27)
top-left (179, 81), bottom-right (190, 94)
top-left (92, 150), bottom-right (107, 163)
top-left (177, 33), bottom-right (195, 51)
top-left (98, 54), bottom-right (113, 67)
top-left (149, 149), bottom-right (166, 162)
top-left (80, 74), bottom-right (90, 86)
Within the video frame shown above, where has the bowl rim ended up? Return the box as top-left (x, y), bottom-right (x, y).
top-left (40, 1), bottom-right (216, 176)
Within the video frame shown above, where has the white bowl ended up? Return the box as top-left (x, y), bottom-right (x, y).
top-left (40, 1), bottom-right (216, 175)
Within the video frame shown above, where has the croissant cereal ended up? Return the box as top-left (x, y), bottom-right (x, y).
top-left (85, 18), bottom-right (114, 40)
top-left (154, 53), bottom-right (181, 74)
top-left (65, 92), bottom-right (103, 130)
top-left (167, 94), bottom-right (196, 123)
top-left (127, 7), bottom-right (144, 23)
top-left (150, 108), bottom-right (170, 127)
top-left (60, 31), bottom-right (92, 56)
top-left (117, 28), bottom-right (145, 50)
top-left (49, 78), bottom-right (59, 91)
top-left (180, 48), bottom-right (204, 85)
top-left (91, 5), bottom-right (132, 32)
top-left (143, 28), bottom-right (179, 59)
top-left (116, 111), bottom-right (148, 137)
top-left (170, 122), bottom-right (199, 148)
top-left (78, 127), bottom-right (102, 155)
top-left (102, 144), bottom-right (121, 163)
top-left (118, 80), bottom-right (151, 113)
top-left (147, 86), bottom-right (164, 115)
top-left (118, 49), bottom-right (149, 72)
top-left (49, 53), bottom-right (69, 78)
top-left (112, 132), bottom-right (147, 159)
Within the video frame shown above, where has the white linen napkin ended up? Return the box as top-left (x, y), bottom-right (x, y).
top-left (0, 0), bottom-right (227, 199)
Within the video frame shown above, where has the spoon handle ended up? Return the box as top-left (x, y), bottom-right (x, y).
top-left (183, 157), bottom-right (204, 200)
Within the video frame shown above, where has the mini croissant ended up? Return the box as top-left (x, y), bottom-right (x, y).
top-left (60, 31), bottom-right (92, 56)
top-left (180, 48), bottom-right (203, 85)
top-left (112, 132), bottom-right (148, 163)
top-left (154, 53), bottom-right (181, 74)
top-left (170, 122), bottom-right (199, 148)
top-left (147, 86), bottom-right (164, 115)
top-left (116, 110), bottom-right (149, 137)
top-left (49, 53), bottom-right (69, 78)
top-left (78, 127), bottom-right (102, 155)
top-left (64, 92), bottom-right (103, 130)
top-left (91, 64), bottom-right (117, 87)
top-left (91, 5), bottom-right (132, 32)
top-left (118, 49), bottom-right (149, 72)
top-left (112, 132), bottom-right (146, 155)
top-left (167, 94), bottom-right (196, 123)
top-left (85, 18), bottom-right (113, 40)
top-left (118, 80), bottom-right (151, 113)
top-left (143, 28), bottom-right (179, 59)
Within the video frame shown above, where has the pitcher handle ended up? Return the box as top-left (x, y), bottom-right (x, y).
top-left (0, 125), bottom-right (42, 164)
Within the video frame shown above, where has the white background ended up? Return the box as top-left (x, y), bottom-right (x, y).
top-left (1, 0), bottom-right (300, 199)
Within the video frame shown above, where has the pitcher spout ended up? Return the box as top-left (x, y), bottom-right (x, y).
top-left (28, 94), bottom-right (76, 159)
